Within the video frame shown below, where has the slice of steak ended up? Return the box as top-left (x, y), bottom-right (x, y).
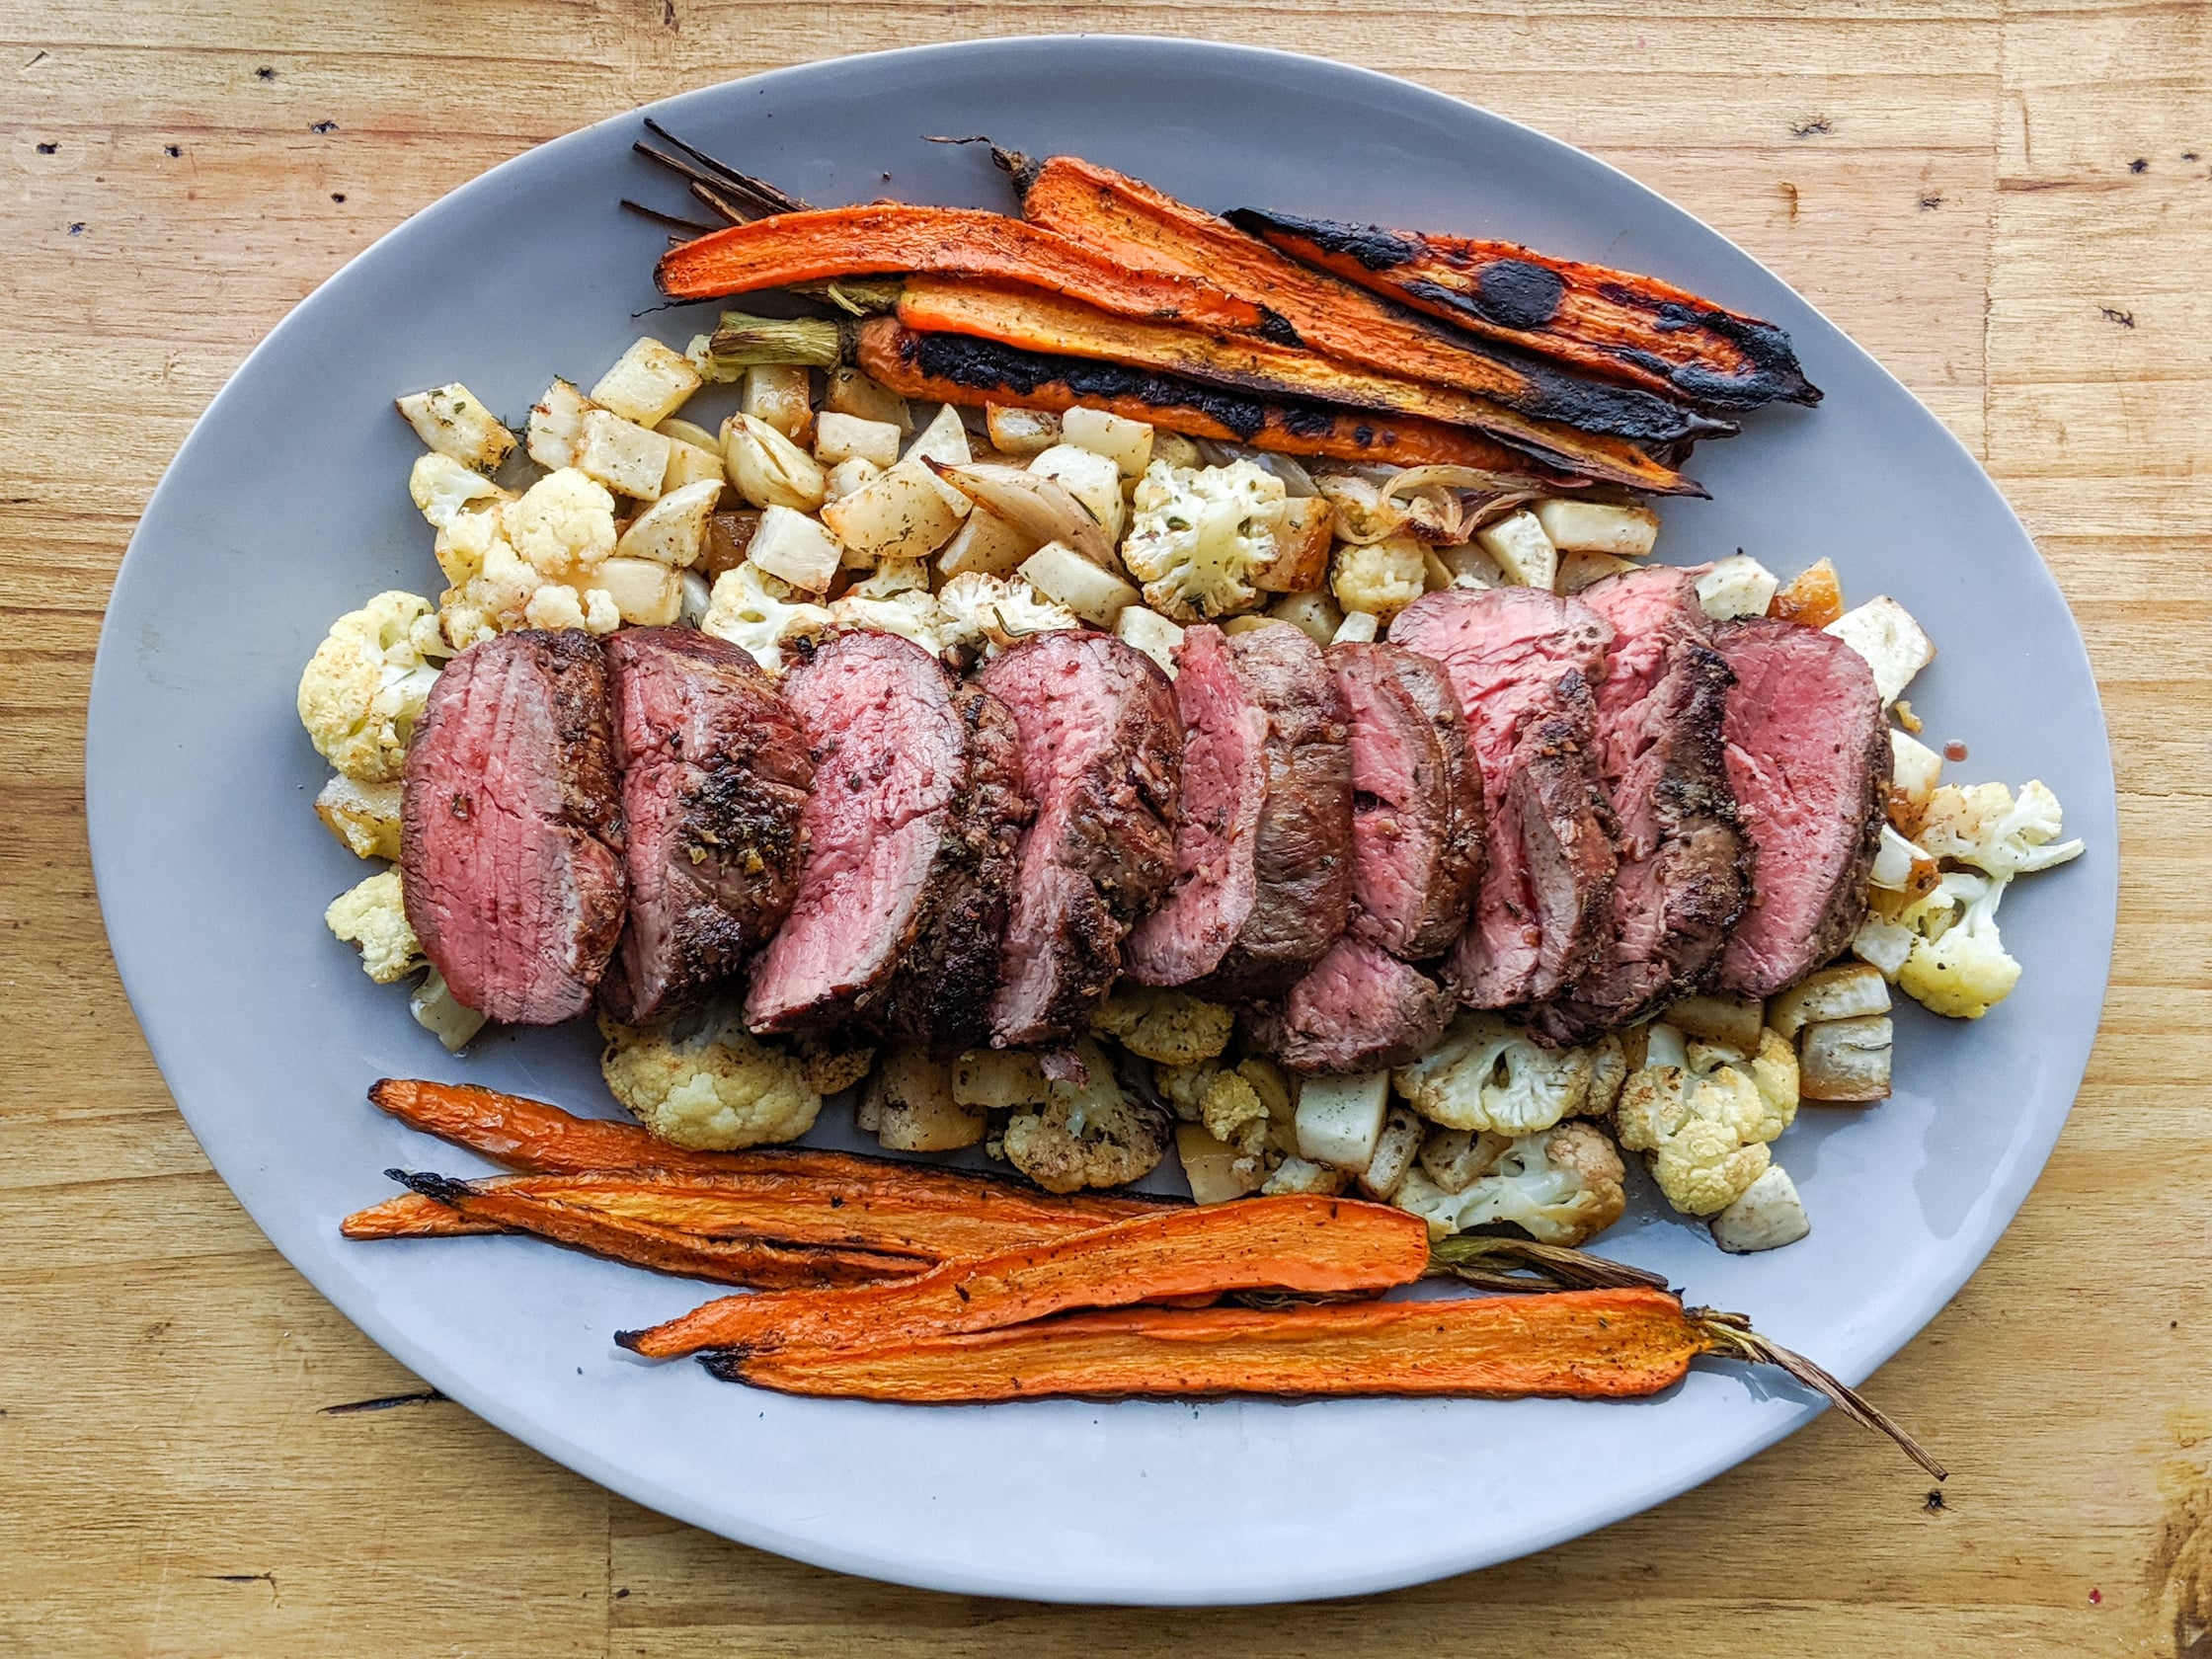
top-left (1528, 567), bottom-right (1747, 1043)
top-left (979, 632), bottom-right (1183, 1047)
top-left (1711, 616), bottom-right (1889, 997)
top-left (746, 632), bottom-right (1029, 1052)
top-left (1328, 641), bottom-right (1484, 961)
top-left (1123, 622), bottom-right (1353, 1000)
top-left (598, 628), bottom-right (814, 1026)
top-left (1244, 934), bottom-right (1455, 1074)
top-left (401, 629), bottom-right (624, 1025)
top-left (1389, 589), bottom-right (1617, 1008)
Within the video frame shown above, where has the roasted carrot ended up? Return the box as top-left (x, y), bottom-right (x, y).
top-left (619, 1195), bottom-right (1429, 1360)
top-left (388, 1171), bottom-right (929, 1289)
top-left (1226, 205), bottom-right (1820, 412)
top-left (655, 204), bottom-right (1270, 338)
top-left (364, 1079), bottom-right (1173, 1219)
top-left (1010, 155), bottom-right (1732, 448)
top-left (344, 1167), bottom-right (1169, 1262)
top-left (858, 319), bottom-right (1640, 489)
top-left (894, 277), bottom-right (1696, 495)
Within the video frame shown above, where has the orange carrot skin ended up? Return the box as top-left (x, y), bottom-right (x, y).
top-left (712, 1288), bottom-right (1711, 1402)
top-left (622, 1195), bottom-right (1430, 1360)
top-left (654, 204), bottom-right (1267, 336)
top-left (341, 1192), bottom-right (497, 1239)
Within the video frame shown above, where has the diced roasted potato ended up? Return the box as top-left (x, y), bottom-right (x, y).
top-left (986, 404), bottom-right (1062, 456)
top-left (1474, 509), bottom-right (1557, 589)
top-left (1028, 443), bottom-right (1124, 539)
top-left (592, 556), bottom-right (684, 626)
top-left (952, 1049), bottom-right (1052, 1111)
top-left (1533, 498), bottom-right (1660, 557)
top-left (1769, 964), bottom-right (1892, 1037)
top-left (1797, 1014), bottom-right (1894, 1102)
top-left (1061, 405), bottom-right (1153, 478)
top-left (1556, 549), bottom-right (1636, 593)
top-left (1710, 1164), bottom-right (1811, 1253)
top-left (315, 773), bottom-right (403, 860)
top-left (1266, 587), bottom-right (1343, 648)
top-left (660, 436), bottom-right (726, 495)
top-left (1770, 557), bottom-right (1845, 629)
top-left (1436, 542), bottom-right (1504, 589)
top-left (1020, 540), bottom-right (1139, 625)
top-left (526, 377), bottom-right (593, 470)
top-left (823, 456), bottom-right (886, 507)
top-left (698, 510), bottom-right (760, 578)
top-left (1253, 497), bottom-right (1334, 594)
top-left (723, 413), bottom-right (828, 514)
top-left (814, 411), bottom-right (902, 470)
top-left (591, 338), bottom-right (703, 429)
top-left (822, 458), bottom-right (965, 564)
top-left (869, 1047), bottom-right (987, 1151)
top-left (937, 508), bottom-right (1038, 580)
top-left (1176, 1124), bottom-right (1263, 1205)
top-left (1826, 595), bottom-right (1936, 706)
top-left (1357, 1105), bottom-right (1426, 1201)
top-left (1696, 553), bottom-right (1779, 620)
top-left (904, 404), bottom-right (977, 517)
top-left (396, 382), bottom-right (516, 473)
top-left (794, 1032), bottom-right (875, 1097)
top-left (824, 366), bottom-right (912, 433)
top-left (745, 505), bottom-right (844, 593)
top-left (741, 363), bottom-right (813, 445)
top-left (1295, 1071), bottom-right (1389, 1173)
top-left (1114, 605), bottom-right (1184, 674)
top-left (1331, 610), bottom-right (1380, 645)
top-left (574, 409), bottom-right (672, 501)
top-left (615, 477), bottom-right (723, 567)
top-left (1664, 992), bottom-right (1766, 1053)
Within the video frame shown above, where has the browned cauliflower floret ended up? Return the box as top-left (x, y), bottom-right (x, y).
top-left (1390, 1122), bottom-right (1627, 1246)
top-left (1002, 1040), bottom-right (1170, 1193)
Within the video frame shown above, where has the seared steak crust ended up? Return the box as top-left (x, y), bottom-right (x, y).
top-left (598, 629), bottom-right (813, 1026)
top-left (1124, 623), bottom-right (1353, 1000)
top-left (401, 629), bottom-right (625, 1025)
top-left (980, 633), bottom-right (1183, 1047)
top-left (1328, 641), bottom-right (1484, 961)
top-left (1712, 616), bottom-right (1889, 997)
top-left (1530, 567), bottom-right (1747, 1044)
top-left (1244, 935), bottom-right (1455, 1074)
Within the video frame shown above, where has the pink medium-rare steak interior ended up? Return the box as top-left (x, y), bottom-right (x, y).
top-left (745, 632), bottom-right (969, 1033)
top-left (401, 629), bottom-right (625, 1026)
top-left (980, 632), bottom-right (1181, 1047)
top-left (1244, 933), bottom-right (1454, 1075)
top-left (1388, 588), bottom-right (1617, 1007)
top-left (1713, 616), bottom-right (1890, 997)
top-left (599, 628), bottom-right (813, 1026)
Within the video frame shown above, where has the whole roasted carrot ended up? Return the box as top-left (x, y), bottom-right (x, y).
top-left (894, 278), bottom-right (1699, 495)
top-left (655, 204), bottom-right (1269, 338)
top-left (619, 1195), bottom-right (1430, 1360)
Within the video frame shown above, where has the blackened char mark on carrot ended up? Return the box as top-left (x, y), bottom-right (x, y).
top-left (908, 330), bottom-right (1271, 439)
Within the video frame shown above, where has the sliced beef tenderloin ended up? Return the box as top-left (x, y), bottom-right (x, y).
top-left (745, 632), bottom-right (1029, 1053)
top-left (1527, 567), bottom-right (1747, 1043)
top-left (1711, 616), bottom-right (1889, 997)
top-left (1244, 934), bottom-right (1455, 1074)
top-left (597, 628), bottom-right (814, 1026)
top-left (1124, 622), bottom-right (1353, 1000)
top-left (979, 632), bottom-right (1183, 1047)
top-left (401, 629), bottom-right (624, 1025)
top-left (1328, 641), bottom-right (1484, 962)
top-left (1389, 588), bottom-right (1618, 1009)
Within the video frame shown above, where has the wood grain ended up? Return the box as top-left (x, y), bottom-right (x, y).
top-left (1, 2), bottom-right (2203, 1654)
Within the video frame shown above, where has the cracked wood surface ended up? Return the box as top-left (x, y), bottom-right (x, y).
top-left (2, 3), bottom-right (2206, 1654)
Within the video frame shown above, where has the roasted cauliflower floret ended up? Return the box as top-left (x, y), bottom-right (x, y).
top-left (826, 586), bottom-right (958, 655)
top-left (1391, 1122), bottom-right (1627, 1246)
top-left (432, 471), bottom-right (624, 648)
top-left (598, 1007), bottom-right (823, 1149)
top-left (324, 869), bottom-right (423, 984)
top-left (1328, 533), bottom-right (1427, 622)
top-left (1894, 870), bottom-right (2021, 1019)
top-left (1915, 779), bottom-right (2085, 880)
top-left (936, 572), bottom-right (1081, 656)
top-left (409, 451), bottom-right (509, 530)
top-left (1119, 458), bottom-right (1293, 622)
top-left (1391, 1014), bottom-right (1621, 1136)
top-left (1002, 1040), bottom-right (1170, 1193)
top-left (507, 465), bottom-right (618, 580)
top-left (700, 559), bottom-right (833, 672)
top-left (296, 591), bottom-right (447, 782)
top-left (1093, 984), bottom-right (1234, 1066)
top-left (1614, 1028), bottom-right (1799, 1217)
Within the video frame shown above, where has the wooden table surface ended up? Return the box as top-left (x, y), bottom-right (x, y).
top-left (4, 2), bottom-right (2203, 1653)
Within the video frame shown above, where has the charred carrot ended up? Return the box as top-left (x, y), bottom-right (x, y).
top-left (1009, 155), bottom-right (1731, 449)
top-left (858, 319), bottom-right (1607, 486)
top-left (619, 1195), bottom-right (1430, 1360)
top-left (1226, 205), bottom-right (1819, 412)
top-left (388, 1171), bottom-right (929, 1289)
top-left (344, 1167), bottom-right (1167, 1262)
top-left (894, 277), bottom-right (1697, 494)
top-left (655, 204), bottom-right (1270, 338)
